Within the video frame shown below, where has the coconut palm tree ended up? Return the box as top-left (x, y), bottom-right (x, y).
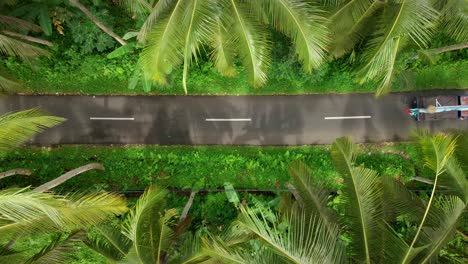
top-left (204, 133), bottom-right (467, 263)
top-left (119, 0), bottom-right (329, 94)
top-left (0, 109), bottom-right (128, 263)
top-left (326, 0), bottom-right (468, 95)
top-left (85, 185), bottom-right (204, 264)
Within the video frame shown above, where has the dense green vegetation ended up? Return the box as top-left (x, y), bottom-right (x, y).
top-left (0, 109), bottom-right (127, 264)
top-left (1, 0), bottom-right (467, 262)
top-left (0, 142), bottom-right (432, 234)
top-left (4, 53), bottom-right (468, 95)
top-left (1, 0), bottom-right (467, 95)
top-left (0, 144), bottom-right (417, 192)
top-left (12, 134), bottom-right (459, 264)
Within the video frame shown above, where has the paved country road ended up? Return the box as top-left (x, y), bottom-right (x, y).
top-left (1, 91), bottom-right (467, 145)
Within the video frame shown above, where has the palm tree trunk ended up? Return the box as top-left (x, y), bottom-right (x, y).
top-left (34, 163), bottom-right (104, 192)
top-left (69, 0), bottom-right (127, 46)
top-left (285, 182), bottom-right (303, 205)
top-left (179, 191), bottom-right (197, 223)
top-left (0, 168), bottom-right (31, 180)
top-left (429, 42), bottom-right (468, 54)
top-left (2, 31), bottom-right (53, 46)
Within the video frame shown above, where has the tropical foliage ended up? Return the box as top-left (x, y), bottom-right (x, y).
top-left (85, 185), bottom-right (203, 263)
top-left (1, 0), bottom-right (466, 95)
top-left (325, 0), bottom-right (468, 95)
top-left (0, 109), bottom-right (127, 263)
top-left (119, 0), bottom-right (328, 93)
top-left (117, 0), bottom-right (468, 95)
top-left (0, 108), bottom-right (63, 153)
top-left (203, 133), bottom-right (467, 263)
top-left (0, 1), bottom-right (53, 92)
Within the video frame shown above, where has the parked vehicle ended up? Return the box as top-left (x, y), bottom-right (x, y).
top-left (406, 95), bottom-right (468, 121)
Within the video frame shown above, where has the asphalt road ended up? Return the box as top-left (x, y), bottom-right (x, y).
top-left (1, 91), bottom-right (467, 145)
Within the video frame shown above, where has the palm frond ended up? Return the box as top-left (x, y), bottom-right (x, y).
top-left (233, 205), bottom-right (346, 263)
top-left (331, 137), bottom-right (383, 263)
top-left (209, 17), bottom-right (237, 77)
top-left (202, 231), bottom-right (285, 264)
top-left (0, 15), bottom-right (42, 33)
top-left (0, 187), bottom-right (65, 235)
top-left (118, 0), bottom-right (152, 16)
top-left (140, 0), bottom-right (185, 85)
top-left (181, 0), bottom-right (216, 94)
top-left (452, 131), bottom-right (467, 170)
top-left (400, 133), bottom-right (458, 264)
top-left (0, 108), bottom-right (64, 153)
top-left (435, 0), bottom-right (468, 42)
top-left (415, 196), bottom-right (467, 264)
top-left (85, 224), bottom-right (132, 262)
top-left (137, 0), bottom-right (175, 42)
top-left (329, 0), bottom-right (382, 58)
top-left (379, 222), bottom-right (412, 263)
top-left (2, 31), bottom-right (53, 47)
top-left (0, 71), bottom-right (20, 93)
top-left (168, 232), bottom-right (207, 264)
top-left (0, 244), bottom-right (26, 263)
top-left (357, 0), bottom-right (438, 95)
top-left (288, 160), bottom-right (336, 224)
top-left (222, 0), bottom-right (271, 88)
top-left (264, 0), bottom-right (329, 71)
top-left (0, 191), bottom-right (127, 238)
top-left (419, 133), bottom-right (456, 175)
top-left (0, 34), bottom-right (49, 60)
top-left (60, 192), bottom-right (128, 229)
top-left (381, 176), bottom-right (425, 222)
top-left (24, 230), bottom-right (84, 264)
top-left (441, 157), bottom-right (468, 203)
top-left (123, 186), bottom-right (177, 263)
top-left (201, 234), bottom-right (252, 264)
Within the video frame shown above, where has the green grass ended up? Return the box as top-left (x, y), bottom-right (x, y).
top-left (3, 52), bottom-right (467, 95)
top-left (0, 144), bottom-right (418, 192)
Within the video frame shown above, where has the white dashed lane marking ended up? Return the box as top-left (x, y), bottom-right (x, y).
top-left (90, 117), bottom-right (135, 121)
top-left (205, 118), bottom-right (252, 122)
top-left (324, 116), bottom-right (371, 120)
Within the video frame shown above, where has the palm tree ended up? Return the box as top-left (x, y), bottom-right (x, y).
top-left (121, 0), bottom-right (467, 95)
top-left (85, 185), bottom-right (203, 264)
top-left (0, 1), bottom-right (53, 92)
top-left (326, 0), bottom-right (468, 95)
top-left (0, 109), bottom-right (128, 263)
top-left (119, 0), bottom-right (329, 94)
top-left (204, 133), bottom-right (467, 263)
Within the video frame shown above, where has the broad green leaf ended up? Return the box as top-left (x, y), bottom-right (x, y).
top-left (224, 182), bottom-right (239, 205)
top-left (107, 42), bottom-right (136, 59)
top-left (123, 31), bottom-right (139, 40)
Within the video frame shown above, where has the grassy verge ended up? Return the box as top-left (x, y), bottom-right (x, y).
top-left (4, 54), bottom-right (467, 95)
top-left (0, 144), bottom-right (418, 192)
